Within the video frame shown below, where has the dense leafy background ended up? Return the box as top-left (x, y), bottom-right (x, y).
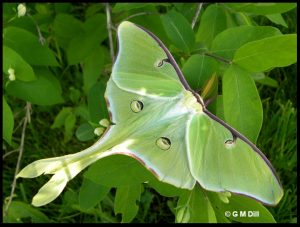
top-left (3, 3), bottom-right (297, 223)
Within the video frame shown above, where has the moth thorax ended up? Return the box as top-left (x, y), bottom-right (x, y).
top-left (183, 91), bottom-right (203, 113)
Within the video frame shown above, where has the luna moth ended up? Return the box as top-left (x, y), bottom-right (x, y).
top-left (17, 21), bottom-right (283, 207)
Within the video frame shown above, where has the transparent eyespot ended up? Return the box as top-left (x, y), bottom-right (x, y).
top-left (156, 137), bottom-right (171, 150)
top-left (130, 100), bottom-right (144, 113)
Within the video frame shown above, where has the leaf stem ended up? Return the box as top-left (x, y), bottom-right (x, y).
top-left (191, 3), bottom-right (203, 29)
top-left (105, 3), bottom-right (115, 63)
top-left (4, 102), bottom-right (31, 218)
top-left (204, 52), bottom-right (232, 64)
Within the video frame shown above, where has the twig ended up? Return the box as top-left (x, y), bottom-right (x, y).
top-left (3, 149), bottom-right (19, 160)
top-left (191, 3), bottom-right (203, 29)
top-left (4, 102), bottom-right (31, 217)
top-left (105, 3), bottom-right (115, 63)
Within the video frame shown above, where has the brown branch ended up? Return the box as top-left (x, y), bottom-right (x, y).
top-left (4, 102), bottom-right (31, 218)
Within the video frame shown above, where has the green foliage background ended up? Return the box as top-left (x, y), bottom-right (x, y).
top-left (3, 3), bottom-right (297, 223)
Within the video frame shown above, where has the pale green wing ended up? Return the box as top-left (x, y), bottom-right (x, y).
top-left (186, 113), bottom-right (283, 205)
top-left (112, 21), bottom-right (186, 98)
top-left (105, 78), bottom-right (196, 189)
top-left (17, 78), bottom-right (196, 206)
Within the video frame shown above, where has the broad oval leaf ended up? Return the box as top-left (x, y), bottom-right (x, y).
top-left (88, 80), bottom-right (109, 124)
top-left (182, 54), bottom-right (219, 91)
top-left (3, 46), bottom-right (36, 81)
top-left (64, 112), bottom-right (76, 143)
top-left (113, 3), bottom-right (153, 13)
top-left (207, 192), bottom-right (276, 223)
top-left (211, 25), bottom-right (281, 60)
top-left (3, 27), bottom-right (59, 66)
top-left (6, 67), bottom-right (64, 105)
top-left (114, 184), bottom-right (141, 223)
top-left (5, 201), bottom-right (50, 223)
top-left (79, 178), bottom-right (110, 210)
top-left (84, 155), bottom-right (153, 187)
top-left (196, 4), bottom-right (237, 49)
top-left (222, 65), bottom-right (263, 143)
top-left (51, 107), bottom-right (72, 129)
top-left (226, 3), bottom-right (296, 15)
top-left (75, 123), bottom-right (95, 141)
top-left (265, 14), bottom-right (288, 28)
top-left (148, 178), bottom-right (185, 197)
top-left (176, 186), bottom-right (217, 223)
top-left (82, 45), bottom-right (105, 94)
top-left (54, 13), bottom-right (85, 49)
top-left (161, 10), bottom-right (195, 53)
top-left (3, 96), bottom-right (14, 145)
top-left (233, 34), bottom-right (297, 72)
top-left (67, 14), bottom-right (108, 65)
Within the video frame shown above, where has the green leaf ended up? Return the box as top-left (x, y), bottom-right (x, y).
top-left (85, 4), bottom-right (104, 18)
top-left (129, 14), bottom-right (170, 47)
top-left (84, 155), bottom-right (152, 187)
top-left (54, 3), bottom-right (72, 14)
top-left (6, 67), bottom-right (64, 105)
top-left (160, 10), bottom-right (195, 53)
top-left (3, 27), bottom-right (59, 66)
top-left (208, 192), bottom-right (276, 223)
top-left (251, 72), bottom-right (279, 88)
top-left (69, 87), bottom-right (81, 103)
top-left (74, 105), bottom-right (90, 121)
top-left (222, 65), bottom-right (263, 143)
top-left (75, 123), bottom-right (95, 141)
top-left (84, 13), bottom-right (107, 36)
top-left (114, 184), bottom-right (141, 223)
top-left (67, 34), bottom-right (99, 65)
top-left (211, 25), bottom-right (281, 60)
top-left (196, 4), bottom-right (236, 49)
top-left (66, 13), bottom-right (107, 66)
top-left (54, 14), bottom-right (85, 49)
top-left (83, 46), bottom-right (105, 94)
top-left (182, 54), bottom-right (219, 91)
top-left (112, 3), bottom-right (152, 13)
top-left (5, 201), bottom-right (50, 223)
top-left (265, 14), bottom-right (288, 27)
top-left (174, 3), bottom-right (200, 24)
top-left (176, 186), bottom-right (217, 223)
top-left (148, 178), bottom-right (185, 197)
top-left (88, 80), bottom-right (109, 124)
top-left (3, 96), bottom-right (14, 145)
top-left (233, 34), bottom-right (297, 72)
top-left (79, 178), bottom-right (110, 210)
top-left (51, 107), bottom-right (72, 129)
top-left (3, 46), bottom-right (36, 81)
top-left (226, 3), bottom-right (296, 15)
top-left (64, 112), bottom-right (76, 143)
